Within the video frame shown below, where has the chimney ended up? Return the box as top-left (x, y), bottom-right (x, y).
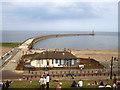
top-left (64, 48), bottom-right (66, 51)
top-left (70, 49), bottom-right (71, 53)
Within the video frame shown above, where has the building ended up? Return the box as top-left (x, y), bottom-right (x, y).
top-left (31, 51), bottom-right (77, 67)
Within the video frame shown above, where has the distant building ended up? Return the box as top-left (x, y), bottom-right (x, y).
top-left (31, 51), bottom-right (77, 67)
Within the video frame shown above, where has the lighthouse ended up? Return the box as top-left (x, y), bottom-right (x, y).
top-left (92, 29), bottom-right (95, 35)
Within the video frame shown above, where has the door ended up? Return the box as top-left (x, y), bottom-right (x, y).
top-left (47, 60), bottom-right (49, 65)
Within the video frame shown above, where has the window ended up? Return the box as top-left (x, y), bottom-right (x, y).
top-left (61, 60), bottom-right (64, 64)
top-left (74, 59), bottom-right (76, 65)
top-left (72, 60), bottom-right (74, 65)
top-left (64, 59), bottom-right (67, 64)
top-left (41, 60), bottom-right (43, 64)
top-left (52, 60), bottom-right (53, 64)
top-left (56, 59), bottom-right (58, 64)
top-left (60, 59), bottom-right (61, 65)
top-left (38, 60), bottom-right (40, 64)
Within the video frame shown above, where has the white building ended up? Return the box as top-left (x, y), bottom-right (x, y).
top-left (31, 51), bottom-right (77, 67)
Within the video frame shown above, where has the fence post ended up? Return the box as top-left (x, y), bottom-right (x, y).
top-left (92, 74), bottom-right (93, 76)
top-left (92, 71), bottom-right (93, 73)
top-left (104, 73), bottom-right (105, 76)
top-left (27, 77), bottom-right (29, 80)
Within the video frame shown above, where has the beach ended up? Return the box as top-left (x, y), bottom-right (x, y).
top-left (0, 44), bottom-right (118, 62)
top-left (72, 49), bottom-right (118, 62)
top-left (29, 49), bottom-right (118, 62)
top-left (0, 47), bottom-right (13, 56)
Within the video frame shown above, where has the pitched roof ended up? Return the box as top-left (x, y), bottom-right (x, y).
top-left (32, 51), bottom-right (77, 60)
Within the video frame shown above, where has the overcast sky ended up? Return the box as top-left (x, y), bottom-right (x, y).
top-left (1, 0), bottom-right (118, 32)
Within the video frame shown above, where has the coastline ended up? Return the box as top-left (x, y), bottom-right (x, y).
top-left (0, 42), bottom-right (118, 62)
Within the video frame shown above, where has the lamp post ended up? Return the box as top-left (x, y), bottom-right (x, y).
top-left (110, 56), bottom-right (113, 79)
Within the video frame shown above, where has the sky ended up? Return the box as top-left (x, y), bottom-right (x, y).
top-left (1, 0), bottom-right (118, 32)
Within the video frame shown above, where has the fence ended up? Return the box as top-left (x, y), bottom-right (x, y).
top-left (22, 70), bottom-right (118, 80)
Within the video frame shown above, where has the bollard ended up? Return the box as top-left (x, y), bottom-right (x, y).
top-left (76, 71), bottom-right (78, 74)
top-left (84, 71), bottom-right (86, 73)
top-left (92, 71), bottom-right (93, 73)
top-left (75, 74), bottom-right (76, 77)
top-left (27, 77), bottom-right (29, 80)
top-left (104, 73), bottom-right (105, 76)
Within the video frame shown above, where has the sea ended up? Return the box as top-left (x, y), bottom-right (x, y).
top-left (2, 31), bottom-right (118, 50)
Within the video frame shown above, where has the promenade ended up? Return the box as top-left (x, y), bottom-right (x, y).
top-left (1, 38), bottom-right (34, 70)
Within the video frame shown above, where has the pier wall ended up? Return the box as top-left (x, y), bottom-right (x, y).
top-left (28, 33), bottom-right (94, 49)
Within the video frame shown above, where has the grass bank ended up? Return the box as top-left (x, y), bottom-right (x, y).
top-left (8, 79), bottom-right (116, 88)
top-left (0, 42), bottom-right (21, 48)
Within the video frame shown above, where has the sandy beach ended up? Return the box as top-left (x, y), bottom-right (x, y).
top-left (30, 49), bottom-right (118, 62)
top-left (0, 47), bottom-right (13, 56)
top-left (72, 49), bottom-right (118, 62)
top-left (0, 46), bottom-right (118, 62)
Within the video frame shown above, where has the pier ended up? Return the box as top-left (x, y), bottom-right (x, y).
top-left (28, 33), bottom-right (95, 49)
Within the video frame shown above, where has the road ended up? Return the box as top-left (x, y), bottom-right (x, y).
top-left (0, 47), bottom-right (19, 69)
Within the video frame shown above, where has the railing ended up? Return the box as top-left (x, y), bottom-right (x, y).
top-left (22, 70), bottom-right (119, 80)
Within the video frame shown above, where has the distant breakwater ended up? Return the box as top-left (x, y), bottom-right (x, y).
top-left (28, 33), bottom-right (95, 49)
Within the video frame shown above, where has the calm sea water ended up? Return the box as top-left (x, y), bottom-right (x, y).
top-left (2, 31), bottom-right (118, 50)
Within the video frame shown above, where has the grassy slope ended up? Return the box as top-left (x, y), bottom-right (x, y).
top-left (0, 42), bottom-right (21, 48)
top-left (9, 79), bottom-right (114, 88)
